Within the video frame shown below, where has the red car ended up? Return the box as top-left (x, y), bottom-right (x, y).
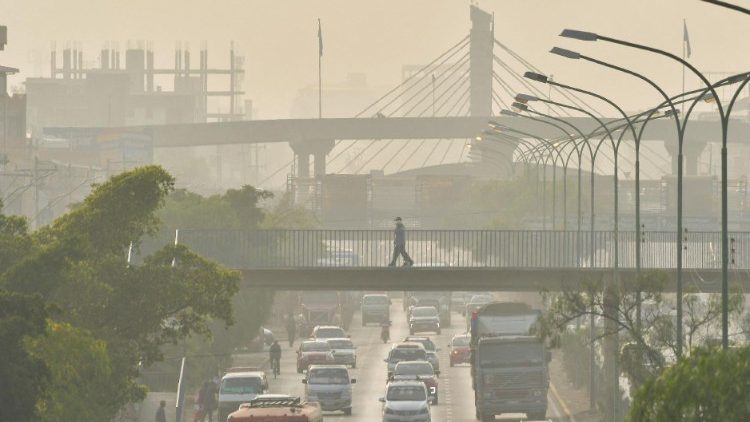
top-left (297, 340), bottom-right (335, 373)
top-left (449, 334), bottom-right (471, 366)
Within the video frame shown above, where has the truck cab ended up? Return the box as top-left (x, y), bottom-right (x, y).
top-left (470, 302), bottom-right (550, 422)
top-left (361, 294), bottom-right (391, 325)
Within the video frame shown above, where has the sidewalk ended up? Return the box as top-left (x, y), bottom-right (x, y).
top-left (548, 350), bottom-right (601, 422)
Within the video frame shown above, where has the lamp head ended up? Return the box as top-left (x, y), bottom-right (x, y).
top-left (664, 109), bottom-right (681, 118)
top-left (511, 102), bottom-right (529, 111)
top-left (515, 93), bottom-right (539, 103)
top-left (701, 93), bottom-right (716, 103)
top-left (726, 73), bottom-right (749, 85)
top-left (500, 109), bottom-right (520, 117)
top-left (550, 47), bottom-right (581, 60)
top-left (560, 29), bottom-right (599, 41)
top-left (524, 71), bottom-right (549, 83)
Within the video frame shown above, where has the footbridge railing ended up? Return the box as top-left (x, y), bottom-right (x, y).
top-left (176, 229), bottom-right (748, 270)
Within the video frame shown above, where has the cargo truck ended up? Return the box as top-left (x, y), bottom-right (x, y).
top-left (470, 302), bottom-right (550, 421)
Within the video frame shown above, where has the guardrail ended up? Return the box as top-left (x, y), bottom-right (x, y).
top-left (177, 229), bottom-right (749, 270)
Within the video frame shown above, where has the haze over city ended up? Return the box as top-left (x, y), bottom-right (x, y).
top-left (0, 1), bottom-right (749, 422)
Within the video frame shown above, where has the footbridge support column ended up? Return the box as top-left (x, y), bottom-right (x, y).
top-left (290, 139), bottom-right (335, 178)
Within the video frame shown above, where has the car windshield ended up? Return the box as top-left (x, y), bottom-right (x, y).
top-left (308, 368), bottom-right (350, 384)
top-left (220, 377), bottom-right (262, 395)
top-left (412, 307), bottom-right (437, 317)
top-left (390, 348), bottom-right (426, 361)
top-left (452, 336), bottom-right (470, 347)
top-left (387, 385), bottom-right (427, 401)
top-left (478, 342), bottom-right (544, 367)
top-left (328, 339), bottom-right (353, 349)
top-left (302, 342), bottom-right (330, 352)
top-left (395, 362), bottom-right (434, 376)
top-left (364, 296), bottom-right (389, 304)
top-left (315, 328), bottom-right (345, 338)
top-left (470, 295), bottom-right (492, 304)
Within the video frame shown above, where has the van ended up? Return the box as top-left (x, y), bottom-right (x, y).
top-left (218, 371), bottom-right (269, 421)
top-left (361, 294), bottom-right (391, 325)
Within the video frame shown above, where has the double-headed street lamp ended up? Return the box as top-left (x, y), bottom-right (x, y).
top-left (557, 28), bottom-right (736, 351)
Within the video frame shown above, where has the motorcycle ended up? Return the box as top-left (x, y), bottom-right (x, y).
top-left (380, 321), bottom-right (391, 343)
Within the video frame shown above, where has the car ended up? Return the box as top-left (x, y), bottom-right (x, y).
top-left (326, 337), bottom-right (357, 368)
top-left (385, 342), bottom-right (427, 378)
top-left (303, 365), bottom-right (356, 415)
top-left (362, 294), bottom-right (391, 325)
top-left (297, 340), bottom-right (335, 373)
top-left (409, 306), bottom-right (440, 335)
top-left (227, 396), bottom-right (323, 422)
top-left (312, 325), bottom-right (348, 339)
top-left (379, 380), bottom-right (432, 422)
top-left (403, 336), bottom-right (440, 373)
top-left (391, 360), bottom-right (440, 404)
top-left (448, 334), bottom-right (471, 366)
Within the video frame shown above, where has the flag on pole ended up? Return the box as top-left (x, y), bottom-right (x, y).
top-left (318, 18), bottom-right (323, 57)
top-left (683, 19), bottom-right (691, 58)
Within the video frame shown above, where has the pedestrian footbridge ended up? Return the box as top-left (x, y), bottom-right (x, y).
top-left (177, 229), bottom-right (750, 292)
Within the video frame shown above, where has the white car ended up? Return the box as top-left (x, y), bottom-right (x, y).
top-left (326, 337), bottom-right (357, 368)
top-left (312, 325), bottom-right (348, 339)
top-left (379, 380), bottom-right (431, 422)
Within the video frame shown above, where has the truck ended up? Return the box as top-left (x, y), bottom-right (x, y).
top-left (300, 291), bottom-right (341, 337)
top-left (470, 302), bottom-right (550, 422)
top-left (405, 291), bottom-right (452, 327)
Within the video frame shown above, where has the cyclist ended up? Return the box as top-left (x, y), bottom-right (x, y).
top-left (269, 340), bottom-right (282, 376)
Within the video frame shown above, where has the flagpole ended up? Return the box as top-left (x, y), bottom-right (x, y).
top-left (318, 18), bottom-right (324, 119)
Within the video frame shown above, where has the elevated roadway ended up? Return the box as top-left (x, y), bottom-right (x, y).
top-left (45, 115), bottom-right (750, 148)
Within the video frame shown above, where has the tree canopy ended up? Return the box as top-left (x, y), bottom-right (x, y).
top-left (628, 346), bottom-right (750, 421)
top-left (0, 166), bottom-right (240, 421)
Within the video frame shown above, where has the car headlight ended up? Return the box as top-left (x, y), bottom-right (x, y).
top-left (533, 390), bottom-right (543, 397)
top-left (384, 407), bottom-right (395, 415)
top-left (418, 406), bottom-right (429, 415)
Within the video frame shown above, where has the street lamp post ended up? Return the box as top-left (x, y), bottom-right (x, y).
top-left (558, 28), bottom-right (732, 350)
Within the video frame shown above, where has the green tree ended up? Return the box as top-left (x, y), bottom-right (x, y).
top-left (1, 166), bottom-right (240, 420)
top-left (27, 321), bottom-right (113, 422)
top-left (628, 346), bottom-right (750, 421)
top-left (0, 290), bottom-right (49, 422)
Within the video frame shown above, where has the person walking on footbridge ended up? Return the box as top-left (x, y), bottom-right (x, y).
top-left (388, 217), bottom-right (413, 267)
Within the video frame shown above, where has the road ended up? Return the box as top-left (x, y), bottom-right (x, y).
top-left (265, 298), bottom-right (566, 421)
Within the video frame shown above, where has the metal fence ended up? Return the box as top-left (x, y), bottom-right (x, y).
top-left (177, 229), bottom-right (750, 270)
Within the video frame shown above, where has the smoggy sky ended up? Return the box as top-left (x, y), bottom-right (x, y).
top-left (1, 0), bottom-right (748, 119)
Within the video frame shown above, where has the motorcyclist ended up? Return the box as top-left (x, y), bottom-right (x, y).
top-left (380, 321), bottom-right (391, 343)
top-left (269, 340), bottom-right (282, 374)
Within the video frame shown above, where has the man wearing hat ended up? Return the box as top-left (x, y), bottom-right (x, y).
top-left (389, 217), bottom-right (414, 267)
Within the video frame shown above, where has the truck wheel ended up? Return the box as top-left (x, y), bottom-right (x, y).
top-left (344, 407), bottom-right (352, 416)
top-left (480, 413), bottom-right (494, 422)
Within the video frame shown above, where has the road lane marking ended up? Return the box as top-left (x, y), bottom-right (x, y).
top-left (549, 382), bottom-right (576, 422)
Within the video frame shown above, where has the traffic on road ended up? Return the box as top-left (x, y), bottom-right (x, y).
top-left (223, 294), bottom-right (566, 421)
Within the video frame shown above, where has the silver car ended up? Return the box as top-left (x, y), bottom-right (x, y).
top-left (327, 337), bottom-right (357, 368)
top-left (380, 380), bottom-right (431, 422)
top-left (303, 365), bottom-right (356, 415)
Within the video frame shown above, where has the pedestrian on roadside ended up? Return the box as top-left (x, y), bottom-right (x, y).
top-left (286, 313), bottom-right (297, 348)
top-left (388, 217), bottom-right (414, 267)
top-left (202, 380), bottom-right (217, 422)
top-left (155, 400), bottom-right (167, 422)
top-left (192, 384), bottom-right (205, 422)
